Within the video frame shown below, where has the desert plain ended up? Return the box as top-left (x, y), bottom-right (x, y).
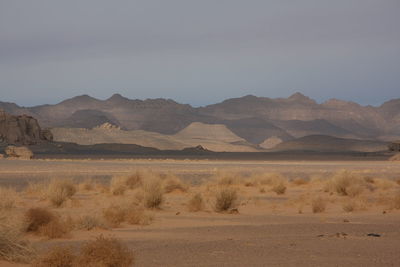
top-left (0, 158), bottom-right (400, 267)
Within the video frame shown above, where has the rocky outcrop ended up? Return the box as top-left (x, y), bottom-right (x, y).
top-left (5, 145), bottom-right (33, 159)
top-left (0, 109), bottom-right (52, 145)
top-left (388, 141), bottom-right (400, 152)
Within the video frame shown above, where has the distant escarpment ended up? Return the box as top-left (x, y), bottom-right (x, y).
top-left (0, 109), bottom-right (53, 145)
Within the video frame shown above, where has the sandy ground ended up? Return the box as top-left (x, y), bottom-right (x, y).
top-left (0, 158), bottom-right (400, 266)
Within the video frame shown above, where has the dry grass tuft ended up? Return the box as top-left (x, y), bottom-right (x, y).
top-left (47, 179), bottom-right (77, 207)
top-left (326, 170), bottom-right (367, 197)
top-left (257, 173), bottom-right (285, 186)
top-left (76, 236), bottom-right (134, 267)
top-left (125, 208), bottom-right (153, 226)
top-left (164, 176), bottom-right (188, 193)
top-left (214, 187), bottom-right (238, 212)
top-left (342, 199), bottom-right (358, 212)
top-left (187, 193), bottom-right (204, 212)
top-left (24, 208), bottom-right (69, 238)
top-left (75, 215), bottom-right (106, 231)
top-left (0, 223), bottom-right (34, 263)
top-left (143, 177), bottom-right (164, 209)
top-left (79, 179), bottom-right (94, 191)
top-left (32, 246), bottom-right (75, 267)
top-left (393, 191), bottom-right (400, 209)
top-left (0, 187), bottom-right (19, 210)
top-left (110, 176), bottom-right (128, 196)
top-left (125, 171), bottom-right (143, 189)
top-left (102, 205), bottom-right (126, 228)
top-left (311, 197), bottom-right (327, 213)
top-left (271, 182), bottom-right (287, 195)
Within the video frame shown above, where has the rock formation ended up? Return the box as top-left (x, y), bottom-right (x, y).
top-left (0, 109), bottom-right (53, 145)
top-left (5, 145), bottom-right (34, 159)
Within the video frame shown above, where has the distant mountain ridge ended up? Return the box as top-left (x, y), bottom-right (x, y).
top-left (1, 93), bottom-right (399, 146)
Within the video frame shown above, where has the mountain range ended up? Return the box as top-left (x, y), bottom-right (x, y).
top-left (1, 93), bottom-right (399, 151)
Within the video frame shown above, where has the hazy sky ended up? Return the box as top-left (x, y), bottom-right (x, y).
top-left (0, 0), bottom-right (399, 107)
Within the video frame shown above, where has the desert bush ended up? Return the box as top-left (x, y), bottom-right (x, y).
top-left (143, 177), bottom-right (164, 209)
top-left (393, 192), bottom-right (400, 209)
top-left (125, 208), bottom-right (153, 226)
top-left (342, 200), bottom-right (357, 212)
top-left (102, 205), bottom-right (126, 228)
top-left (311, 197), bottom-right (326, 213)
top-left (110, 176), bottom-right (127, 196)
top-left (47, 179), bottom-right (77, 207)
top-left (75, 236), bottom-right (134, 267)
top-left (187, 193), bottom-right (204, 212)
top-left (0, 223), bottom-right (34, 263)
top-left (33, 246), bottom-right (75, 267)
top-left (79, 179), bottom-right (94, 191)
top-left (214, 187), bottom-right (238, 212)
top-left (75, 215), bottom-right (106, 231)
top-left (125, 171), bottom-right (143, 189)
top-left (24, 208), bottom-right (55, 233)
top-left (259, 187), bottom-right (266, 193)
top-left (271, 182), bottom-right (287, 195)
top-left (163, 176), bottom-right (188, 193)
top-left (0, 187), bottom-right (19, 210)
top-left (326, 170), bottom-right (366, 197)
top-left (24, 208), bottom-right (69, 238)
top-left (25, 181), bottom-right (48, 199)
top-left (258, 173), bottom-right (285, 186)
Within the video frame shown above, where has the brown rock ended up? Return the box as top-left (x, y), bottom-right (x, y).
top-left (0, 109), bottom-right (51, 145)
top-left (5, 145), bottom-right (33, 159)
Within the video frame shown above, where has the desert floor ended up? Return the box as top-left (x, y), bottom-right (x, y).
top-left (0, 159), bottom-right (400, 267)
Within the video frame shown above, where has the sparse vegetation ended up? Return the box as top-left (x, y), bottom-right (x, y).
top-left (103, 205), bottom-right (126, 228)
top-left (24, 208), bottom-right (69, 238)
top-left (0, 187), bottom-right (19, 210)
top-left (326, 170), bottom-right (367, 197)
top-left (0, 223), bottom-right (34, 263)
top-left (187, 193), bottom-right (204, 212)
top-left (163, 175), bottom-right (188, 193)
top-left (272, 182), bottom-right (287, 195)
top-left (292, 178), bottom-right (309, 186)
top-left (33, 246), bottom-right (75, 267)
top-left (47, 179), bottom-right (77, 207)
top-left (110, 176), bottom-right (128, 196)
top-left (214, 187), bottom-right (238, 212)
top-left (143, 177), bottom-right (164, 209)
top-left (75, 236), bottom-right (134, 267)
top-left (75, 215), bottom-right (106, 231)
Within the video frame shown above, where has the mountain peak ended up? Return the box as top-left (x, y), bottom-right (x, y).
top-left (287, 92), bottom-right (316, 104)
top-left (107, 93), bottom-right (128, 102)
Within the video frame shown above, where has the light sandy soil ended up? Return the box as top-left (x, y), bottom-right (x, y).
top-left (1, 159), bottom-right (400, 267)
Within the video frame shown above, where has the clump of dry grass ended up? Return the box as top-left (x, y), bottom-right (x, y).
top-left (271, 182), bottom-right (287, 195)
top-left (311, 197), bottom-right (327, 213)
top-left (25, 181), bottom-right (48, 200)
top-left (47, 179), bottom-right (77, 207)
top-left (257, 173), bottom-right (285, 186)
top-left (0, 223), bottom-right (34, 263)
top-left (75, 236), bottom-right (134, 267)
top-left (24, 208), bottom-right (69, 238)
top-left (187, 193), bottom-right (204, 212)
top-left (342, 199), bottom-right (358, 212)
top-left (75, 215), bottom-right (107, 231)
top-left (102, 205), bottom-right (126, 228)
top-left (163, 175), bottom-right (188, 193)
top-left (0, 187), bottom-right (19, 210)
top-left (325, 170), bottom-right (367, 197)
top-left (79, 178), bottom-right (94, 191)
top-left (214, 187), bottom-right (238, 212)
top-left (143, 177), bottom-right (164, 209)
top-left (125, 207), bottom-right (153, 226)
top-left (393, 191), bottom-right (400, 209)
top-left (110, 176), bottom-right (128, 196)
top-left (125, 171), bottom-right (143, 189)
top-left (32, 246), bottom-right (75, 267)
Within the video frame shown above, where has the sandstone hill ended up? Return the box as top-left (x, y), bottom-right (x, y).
top-left (2, 93), bottom-right (400, 146)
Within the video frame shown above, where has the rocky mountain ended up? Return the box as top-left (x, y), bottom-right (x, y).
top-left (1, 93), bottom-right (399, 147)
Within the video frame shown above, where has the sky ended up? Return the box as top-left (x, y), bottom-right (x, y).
top-left (0, 0), bottom-right (399, 107)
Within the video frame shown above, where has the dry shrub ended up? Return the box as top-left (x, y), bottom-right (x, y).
top-left (103, 205), bottom-right (126, 228)
top-left (292, 178), bottom-right (309, 186)
top-left (311, 197), bottom-right (327, 213)
top-left (375, 178), bottom-right (397, 191)
top-left (79, 179), bottom-right (94, 191)
top-left (125, 171), bottom-right (143, 189)
top-left (214, 187), bottom-right (238, 212)
top-left (257, 173), bottom-right (285, 186)
top-left (259, 187), bottom-right (266, 193)
top-left (24, 208), bottom-right (69, 238)
top-left (326, 170), bottom-right (366, 197)
top-left (342, 200), bottom-right (357, 212)
top-left (0, 224), bottom-right (34, 263)
top-left (215, 171), bottom-right (241, 186)
top-left (143, 177), bottom-right (164, 209)
top-left (33, 246), bottom-right (75, 267)
top-left (272, 182), bottom-right (287, 195)
top-left (75, 215), bottom-right (106, 231)
top-left (187, 193), bottom-right (204, 212)
top-left (76, 236), bottom-right (134, 267)
top-left (163, 176), bottom-right (188, 193)
top-left (125, 208), bottom-right (153, 226)
top-left (0, 187), bottom-right (19, 210)
top-left (25, 181), bottom-right (48, 199)
top-left (110, 176), bottom-right (127, 196)
top-left (47, 179), bottom-right (77, 207)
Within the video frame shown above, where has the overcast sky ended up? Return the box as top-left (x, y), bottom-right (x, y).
top-left (0, 0), bottom-right (399, 107)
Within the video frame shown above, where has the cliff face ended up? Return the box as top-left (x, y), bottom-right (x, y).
top-left (0, 109), bottom-right (53, 145)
